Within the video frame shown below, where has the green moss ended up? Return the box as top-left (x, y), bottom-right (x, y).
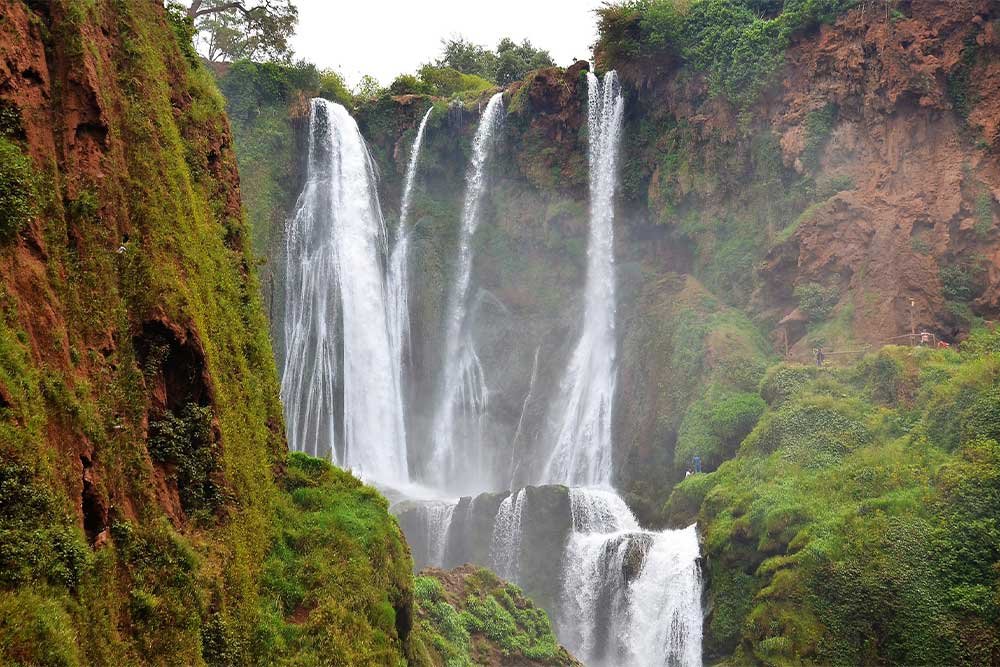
top-left (412, 567), bottom-right (574, 666)
top-left (255, 453), bottom-right (413, 666)
top-left (668, 339), bottom-right (1000, 663)
top-left (0, 137), bottom-right (38, 242)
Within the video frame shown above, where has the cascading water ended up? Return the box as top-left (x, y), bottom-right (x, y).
top-left (489, 488), bottom-right (527, 580)
top-left (560, 489), bottom-right (702, 667)
top-left (427, 92), bottom-right (505, 493)
top-left (387, 107), bottom-right (433, 380)
top-left (280, 98), bottom-right (407, 484)
top-left (424, 499), bottom-right (458, 567)
top-left (541, 71), bottom-right (625, 487)
top-left (508, 346), bottom-right (541, 489)
top-left (277, 79), bottom-right (702, 667)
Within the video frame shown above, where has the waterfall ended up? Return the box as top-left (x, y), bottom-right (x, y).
top-left (508, 346), bottom-right (541, 489)
top-left (427, 92), bottom-right (505, 493)
top-left (541, 71), bottom-right (625, 486)
top-left (560, 489), bottom-right (702, 667)
top-left (388, 106), bottom-right (433, 378)
top-left (425, 499), bottom-right (458, 567)
top-left (489, 488), bottom-right (527, 580)
top-left (280, 98), bottom-right (407, 484)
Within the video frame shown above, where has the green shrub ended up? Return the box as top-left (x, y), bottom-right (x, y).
top-left (940, 264), bottom-right (979, 302)
top-left (388, 74), bottom-right (433, 96)
top-left (759, 364), bottom-right (817, 406)
top-left (794, 282), bottom-right (839, 322)
top-left (416, 65), bottom-right (494, 97)
top-left (319, 69), bottom-right (354, 107)
top-left (676, 389), bottom-right (766, 471)
top-left (147, 403), bottom-right (222, 515)
top-left (0, 138), bottom-right (36, 242)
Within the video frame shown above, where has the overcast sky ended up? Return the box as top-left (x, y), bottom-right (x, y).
top-left (289, 0), bottom-right (603, 87)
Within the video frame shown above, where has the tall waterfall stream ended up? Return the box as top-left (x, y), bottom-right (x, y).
top-left (279, 79), bottom-right (703, 666)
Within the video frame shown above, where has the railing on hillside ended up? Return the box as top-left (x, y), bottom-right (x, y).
top-left (785, 333), bottom-right (952, 367)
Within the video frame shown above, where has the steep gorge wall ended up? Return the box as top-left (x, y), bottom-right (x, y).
top-left (0, 2), bottom-right (415, 664)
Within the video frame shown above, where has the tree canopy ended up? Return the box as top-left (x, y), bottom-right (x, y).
top-left (185, 0), bottom-right (298, 63)
top-left (434, 36), bottom-right (555, 85)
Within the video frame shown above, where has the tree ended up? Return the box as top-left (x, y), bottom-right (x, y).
top-left (187, 0), bottom-right (298, 63)
top-left (432, 36), bottom-right (554, 85)
top-left (352, 75), bottom-right (385, 102)
top-left (436, 37), bottom-right (497, 80)
top-left (493, 37), bottom-right (555, 85)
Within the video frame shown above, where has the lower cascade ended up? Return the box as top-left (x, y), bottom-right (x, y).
top-left (560, 489), bottom-right (703, 667)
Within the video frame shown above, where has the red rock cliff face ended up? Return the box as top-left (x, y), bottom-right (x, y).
top-left (0, 3), bottom-right (285, 659)
top-left (616, 0), bottom-right (1000, 351)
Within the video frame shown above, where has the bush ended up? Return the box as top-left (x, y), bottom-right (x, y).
top-left (147, 403), bottom-right (221, 515)
top-left (388, 74), bottom-right (433, 96)
top-left (0, 138), bottom-right (36, 242)
top-left (794, 282), bottom-right (839, 322)
top-left (416, 65), bottom-right (494, 97)
top-left (940, 264), bottom-right (980, 302)
top-left (759, 364), bottom-right (817, 406)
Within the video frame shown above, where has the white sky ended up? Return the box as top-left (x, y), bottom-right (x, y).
top-left (290, 0), bottom-right (603, 87)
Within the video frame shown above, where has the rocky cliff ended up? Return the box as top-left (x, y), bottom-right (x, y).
top-left (0, 2), bottom-right (415, 664)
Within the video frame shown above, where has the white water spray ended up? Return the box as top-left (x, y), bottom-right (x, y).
top-left (541, 71), bottom-right (625, 486)
top-left (427, 93), bottom-right (505, 492)
top-left (388, 106), bottom-right (433, 376)
top-left (490, 488), bottom-right (527, 580)
top-left (280, 98), bottom-right (407, 484)
top-left (560, 489), bottom-right (702, 667)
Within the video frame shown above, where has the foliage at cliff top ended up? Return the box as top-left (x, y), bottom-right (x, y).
top-left (410, 566), bottom-right (579, 666)
top-left (387, 36), bottom-right (553, 98)
top-left (596, 0), bottom-right (858, 106)
top-left (666, 333), bottom-right (1000, 664)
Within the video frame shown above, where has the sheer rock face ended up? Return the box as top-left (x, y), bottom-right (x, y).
top-left (0, 3), bottom-right (414, 664)
top-left (605, 0), bottom-right (1000, 349)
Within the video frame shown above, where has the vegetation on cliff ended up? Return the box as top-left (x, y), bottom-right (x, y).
top-left (666, 332), bottom-right (1000, 665)
top-left (595, 0), bottom-right (858, 106)
top-left (410, 565), bottom-right (579, 667)
top-left (0, 2), bottom-right (414, 664)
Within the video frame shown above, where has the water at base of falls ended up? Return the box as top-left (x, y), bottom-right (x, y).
top-left (560, 489), bottom-right (703, 667)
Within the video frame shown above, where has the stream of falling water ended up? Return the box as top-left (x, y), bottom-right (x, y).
top-left (489, 488), bottom-right (527, 580)
top-left (280, 98), bottom-right (407, 484)
top-left (541, 71), bottom-right (625, 487)
top-left (387, 106), bottom-right (433, 382)
top-left (426, 92), bottom-right (505, 494)
top-left (280, 84), bottom-right (702, 667)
